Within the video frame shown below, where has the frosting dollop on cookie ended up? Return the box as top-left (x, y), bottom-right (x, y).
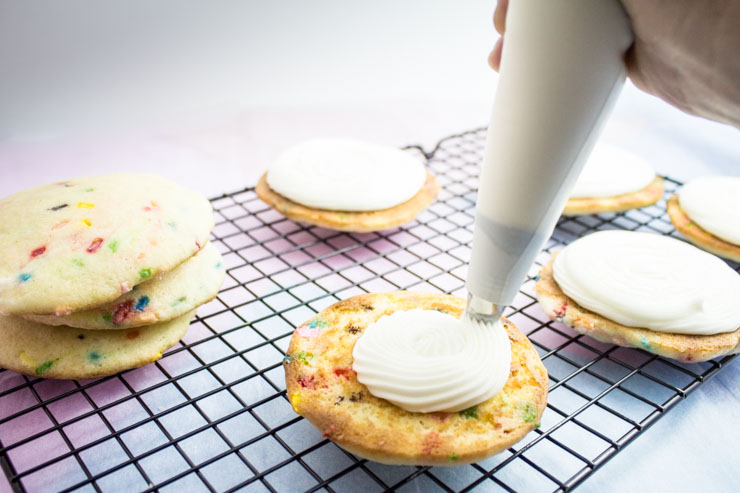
top-left (352, 309), bottom-right (511, 413)
top-left (266, 139), bottom-right (427, 211)
top-left (678, 176), bottom-right (740, 245)
top-left (553, 230), bottom-right (740, 335)
top-left (570, 144), bottom-right (655, 199)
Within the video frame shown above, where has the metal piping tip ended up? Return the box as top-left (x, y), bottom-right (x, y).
top-left (464, 292), bottom-right (505, 325)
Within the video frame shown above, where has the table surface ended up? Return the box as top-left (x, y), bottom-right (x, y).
top-left (2, 1), bottom-right (740, 491)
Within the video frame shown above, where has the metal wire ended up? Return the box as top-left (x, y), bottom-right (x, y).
top-left (1, 127), bottom-right (737, 493)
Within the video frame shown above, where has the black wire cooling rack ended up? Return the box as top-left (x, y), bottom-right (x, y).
top-left (1, 128), bottom-right (738, 493)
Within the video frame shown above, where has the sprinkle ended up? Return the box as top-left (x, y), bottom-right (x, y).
top-left (126, 330), bottom-right (140, 340)
top-left (112, 299), bottom-right (134, 324)
top-left (449, 453), bottom-right (459, 461)
top-left (290, 393), bottom-right (302, 413)
top-left (18, 273), bottom-right (31, 282)
top-left (293, 351), bottom-right (314, 365)
top-left (308, 318), bottom-right (328, 329)
top-left (30, 246), bottom-right (46, 258)
top-left (282, 355), bottom-right (292, 365)
top-left (333, 367), bottom-right (356, 380)
top-left (77, 202), bottom-right (94, 209)
top-left (88, 351), bottom-right (102, 363)
top-left (520, 402), bottom-right (538, 423)
top-left (297, 374), bottom-right (316, 389)
top-left (172, 296), bottom-right (187, 307)
top-left (52, 219), bottom-right (70, 230)
top-left (86, 237), bottom-right (104, 253)
top-left (102, 314), bottom-right (112, 323)
top-left (640, 337), bottom-right (651, 350)
top-left (338, 213), bottom-right (348, 221)
top-left (71, 258), bottom-right (84, 267)
top-left (85, 188), bottom-right (94, 192)
top-left (533, 275), bottom-right (541, 281)
top-left (460, 406), bottom-right (479, 419)
top-left (82, 219), bottom-right (92, 227)
top-left (18, 351), bottom-right (35, 366)
top-left (134, 296), bottom-right (149, 311)
top-left (48, 204), bottom-right (68, 211)
top-left (35, 359), bottom-right (56, 375)
top-left (215, 262), bottom-right (223, 269)
top-left (322, 425), bottom-right (336, 438)
top-left (108, 240), bottom-right (119, 253)
top-left (139, 268), bottom-right (151, 279)
top-left (167, 221), bottom-right (177, 230)
top-left (553, 301), bottom-right (568, 319)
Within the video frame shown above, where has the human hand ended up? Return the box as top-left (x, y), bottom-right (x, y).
top-left (489, 0), bottom-right (740, 128)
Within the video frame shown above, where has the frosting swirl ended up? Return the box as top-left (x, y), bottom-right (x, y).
top-left (352, 309), bottom-right (511, 413)
top-left (570, 143), bottom-right (655, 199)
top-left (553, 230), bottom-right (740, 335)
top-left (267, 139), bottom-right (427, 211)
top-left (679, 176), bottom-right (740, 245)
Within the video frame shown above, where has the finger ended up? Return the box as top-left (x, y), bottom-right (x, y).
top-left (494, 0), bottom-right (509, 34)
top-left (488, 37), bottom-right (504, 71)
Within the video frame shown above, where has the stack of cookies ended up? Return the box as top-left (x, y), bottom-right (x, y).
top-left (0, 173), bottom-right (225, 379)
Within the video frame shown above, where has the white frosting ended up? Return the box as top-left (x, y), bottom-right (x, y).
top-left (352, 309), bottom-right (511, 413)
top-left (679, 176), bottom-right (740, 245)
top-left (569, 143), bottom-right (655, 198)
top-left (266, 139), bottom-right (427, 211)
top-left (553, 230), bottom-right (740, 335)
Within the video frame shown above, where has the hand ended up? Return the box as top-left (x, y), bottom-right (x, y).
top-left (489, 0), bottom-right (740, 128)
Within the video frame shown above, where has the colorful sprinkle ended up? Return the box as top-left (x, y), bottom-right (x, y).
top-left (449, 453), bottom-right (459, 461)
top-left (520, 402), bottom-right (538, 423)
top-left (167, 221), bottom-right (177, 230)
top-left (30, 246), bottom-right (46, 258)
top-left (52, 219), bottom-right (70, 230)
top-left (71, 258), bottom-right (85, 267)
top-left (85, 188), bottom-right (94, 192)
top-left (82, 219), bottom-right (92, 227)
top-left (308, 318), bottom-right (328, 329)
top-left (290, 393), bottom-right (302, 413)
top-left (553, 301), bottom-right (568, 319)
top-left (35, 359), bottom-right (57, 375)
top-left (88, 351), bottom-right (102, 363)
top-left (338, 213), bottom-right (348, 221)
top-left (48, 204), bottom-right (68, 211)
top-left (640, 337), bottom-right (651, 350)
top-left (297, 374), bottom-right (316, 389)
top-left (293, 351), bottom-right (314, 365)
top-left (533, 275), bottom-right (541, 281)
top-left (322, 424), bottom-right (336, 438)
top-left (172, 296), bottom-right (187, 307)
top-left (18, 351), bottom-right (35, 367)
top-left (101, 313), bottom-right (112, 323)
top-left (143, 200), bottom-right (160, 212)
top-left (215, 261), bottom-right (223, 269)
top-left (460, 406), bottom-right (479, 419)
top-left (134, 296), bottom-right (149, 311)
top-left (282, 355), bottom-right (292, 365)
top-left (77, 202), bottom-right (94, 209)
top-left (107, 240), bottom-right (119, 253)
top-left (18, 273), bottom-right (31, 282)
top-left (333, 368), bottom-right (356, 380)
top-left (139, 268), bottom-right (151, 279)
top-left (126, 330), bottom-right (140, 340)
top-left (112, 299), bottom-right (134, 324)
top-left (86, 237), bottom-right (104, 253)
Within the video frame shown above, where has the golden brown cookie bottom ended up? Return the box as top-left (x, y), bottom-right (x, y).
top-left (256, 172), bottom-right (440, 233)
top-left (284, 292), bottom-right (549, 466)
top-left (563, 176), bottom-right (664, 216)
top-left (667, 195), bottom-right (740, 263)
top-left (535, 253), bottom-right (740, 363)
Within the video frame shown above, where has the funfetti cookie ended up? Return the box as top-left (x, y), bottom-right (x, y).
top-left (563, 143), bottom-right (664, 216)
top-left (23, 242), bottom-right (225, 330)
top-left (667, 176), bottom-right (740, 263)
top-left (284, 292), bottom-right (548, 466)
top-left (0, 174), bottom-right (214, 315)
top-left (535, 231), bottom-right (740, 362)
top-left (0, 310), bottom-right (195, 379)
top-left (256, 139), bottom-right (440, 232)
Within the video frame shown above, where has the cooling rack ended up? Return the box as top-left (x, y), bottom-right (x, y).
top-left (1, 128), bottom-right (737, 493)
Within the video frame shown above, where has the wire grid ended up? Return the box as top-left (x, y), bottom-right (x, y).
top-left (1, 128), bottom-right (738, 493)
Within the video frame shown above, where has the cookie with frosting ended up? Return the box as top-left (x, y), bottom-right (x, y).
top-left (0, 310), bottom-right (195, 379)
top-left (22, 242), bottom-right (224, 330)
top-left (563, 144), bottom-right (664, 216)
top-left (535, 231), bottom-right (740, 362)
top-left (284, 291), bottom-right (548, 466)
top-left (256, 139), bottom-right (440, 232)
top-left (667, 176), bottom-right (740, 263)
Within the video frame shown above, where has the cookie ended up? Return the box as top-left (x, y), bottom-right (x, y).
top-left (536, 252), bottom-right (740, 362)
top-left (23, 242), bottom-right (225, 330)
top-left (256, 172), bottom-right (440, 233)
top-left (667, 195), bottom-right (740, 263)
top-left (563, 176), bottom-right (664, 216)
top-left (284, 292), bottom-right (549, 466)
top-left (0, 173), bottom-right (214, 315)
top-left (0, 310), bottom-right (195, 379)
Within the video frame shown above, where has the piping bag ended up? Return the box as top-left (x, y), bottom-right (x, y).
top-left (465, 0), bottom-right (633, 324)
